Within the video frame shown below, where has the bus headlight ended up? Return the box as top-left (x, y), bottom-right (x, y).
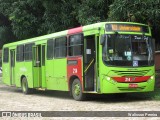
top-left (104, 76), bottom-right (117, 85)
top-left (147, 75), bottom-right (154, 83)
top-left (151, 76), bottom-right (154, 80)
top-left (107, 77), bottom-right (110, 81)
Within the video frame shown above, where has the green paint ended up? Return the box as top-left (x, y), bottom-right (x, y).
top-left (2, 22), bottom-right (154, 96)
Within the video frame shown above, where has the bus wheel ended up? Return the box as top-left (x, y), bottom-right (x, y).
top-left (72, 78), bottom-right (85, 101)
top-left (21, 77), bottom-right (32, 94)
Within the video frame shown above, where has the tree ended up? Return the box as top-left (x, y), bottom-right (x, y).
top-left (0, 0), bottom-right (79, 40)
top-left (0, 0), bottom-right (45, 40)
top-left (0, 13), bottom-right (16, 49)
top-left (8, 0), bottom-right (45, 39)
top-left (108, 0), bottom-right (160, 48)
top-left (75, 0), bottom-right (114, 25)
top-left (108, 0), bottom-right (160, 23)
top-left (0, 0), bottom-right (113, 42)
top-left (40, 0), bottom-right (80, 34)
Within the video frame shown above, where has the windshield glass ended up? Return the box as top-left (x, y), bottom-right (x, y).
top-left (102, 34), bottom-right (154, 67)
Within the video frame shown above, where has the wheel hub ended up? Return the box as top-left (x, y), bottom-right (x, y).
top-left (74, 84), bottom-right (80, 96)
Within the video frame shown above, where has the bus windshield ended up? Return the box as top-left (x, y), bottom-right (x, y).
top-left (102, 34), bottom-right (154, 67)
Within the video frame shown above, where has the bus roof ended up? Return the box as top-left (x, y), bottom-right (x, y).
top-left (3, 22), bottom-right (148, 48)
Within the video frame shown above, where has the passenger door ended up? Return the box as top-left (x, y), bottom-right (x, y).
top-left (84, 35), bottom-right (96, 91)
top-left (10, 50), bottom-right (15, 85)
top-left (41, 45), bottom-right (46, 88)
top-left (32, 45), bottom-right (42, 88)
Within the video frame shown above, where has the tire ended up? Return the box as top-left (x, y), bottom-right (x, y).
top-left (21, 77), bottom-right (32, 94)
top-left (72, 78), bottom-right (85, 101)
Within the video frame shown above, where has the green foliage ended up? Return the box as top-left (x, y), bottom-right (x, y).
top-left (0, 0), bottom-right (160, 45)
top-left (0, 0), bottom-right (44, 41)
top-left (108, 0), bottom-right (160, 24)
top-left (75, 0), bottom-right (113, 25)
top-left (8, 0), bottom-right (44, 39)
top-left (0, 26), bottom-right (15, 48)
top-left (0, 0), bottom-right (113, 41)
top-left (40, 0), bottom-right (79, 34)
top-left (0, 0), bottom-right (110, 42)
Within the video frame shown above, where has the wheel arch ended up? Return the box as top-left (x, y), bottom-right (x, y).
top-left (20, 75), bottom-right (26, 86)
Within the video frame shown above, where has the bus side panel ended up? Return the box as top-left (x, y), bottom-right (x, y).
top-left (15, 62), bottom-right (26, 87)
top-left (67, 57), bottom-right (83, 91)
top-left (53, 59), bottom-right (68, 91)
top-left (46, 60), bottom-right (55, 89)
top-left (2, 63), bottom-right (10, 85)
top-left (46, 59), bottom-right (68, 91)
top-left (24, 61), bottom-right (33, 88)
top-left (41, 65), bottom-right (46, 88)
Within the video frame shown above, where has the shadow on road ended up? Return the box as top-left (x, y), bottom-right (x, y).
top-left (0, 85), bottom-right (22, 93)
top-left (34, 90), bottom-right (73, 100)
top-left (0, 83), bottom-right (73, 100)
top-left (85, 93), bottom-right (153, 103)
top-left (0, 83), bottom-right (155, 103)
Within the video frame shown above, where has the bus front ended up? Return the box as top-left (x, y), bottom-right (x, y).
top-left (100, 23), bottom-right (154, 94)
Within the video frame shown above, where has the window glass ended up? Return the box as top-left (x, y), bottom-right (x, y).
top-left (16, 45), bottom-right (24, 62)
top-left (54, 37), bottom-right (66, 58)
top-left (69, 34), bottom-right (83, 56)
top-left (47, 39), bottom-right (54, 59)
top-left (42, 45), bottom-right (45, 66)
top-left (102, 34), bottom-right (154, 66)
top-left (24, 43), bottom-right (34, 61)
top-left (3, 48), bottom-right (9, 63)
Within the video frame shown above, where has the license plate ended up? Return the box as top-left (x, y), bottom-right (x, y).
top-left (129, 84), bottom-right (138, 88)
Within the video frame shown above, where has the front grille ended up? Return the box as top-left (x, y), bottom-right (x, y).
top-left (118, 86), bottom-right (145, 91)
top-left (111, 69), bottom-right (151, 77)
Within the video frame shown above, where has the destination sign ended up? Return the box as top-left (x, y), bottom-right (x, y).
top-left (106, 23), bottom-right (149, 33)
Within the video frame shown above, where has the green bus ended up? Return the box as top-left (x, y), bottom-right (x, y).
top-left (2, 22), bottom-right (155, 100)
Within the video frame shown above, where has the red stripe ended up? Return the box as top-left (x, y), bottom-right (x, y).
top-left (68, 27), bottom-right (83, 35)
top-left (112, 76), bottom-right (151, 83)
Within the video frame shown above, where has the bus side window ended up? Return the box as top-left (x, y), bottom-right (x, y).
top-left (68, 34), bottom-right (83, 56)
top-left (16, 45), bottom-right (24, 62)
top-left (54, 37), bottom-right (67, 58)
top-left (24, 43), bottom-right (35, 61)
top-left (3, 48), bottom-right (9, 63)
top-left (47, 39), bottom-right (54, 59)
